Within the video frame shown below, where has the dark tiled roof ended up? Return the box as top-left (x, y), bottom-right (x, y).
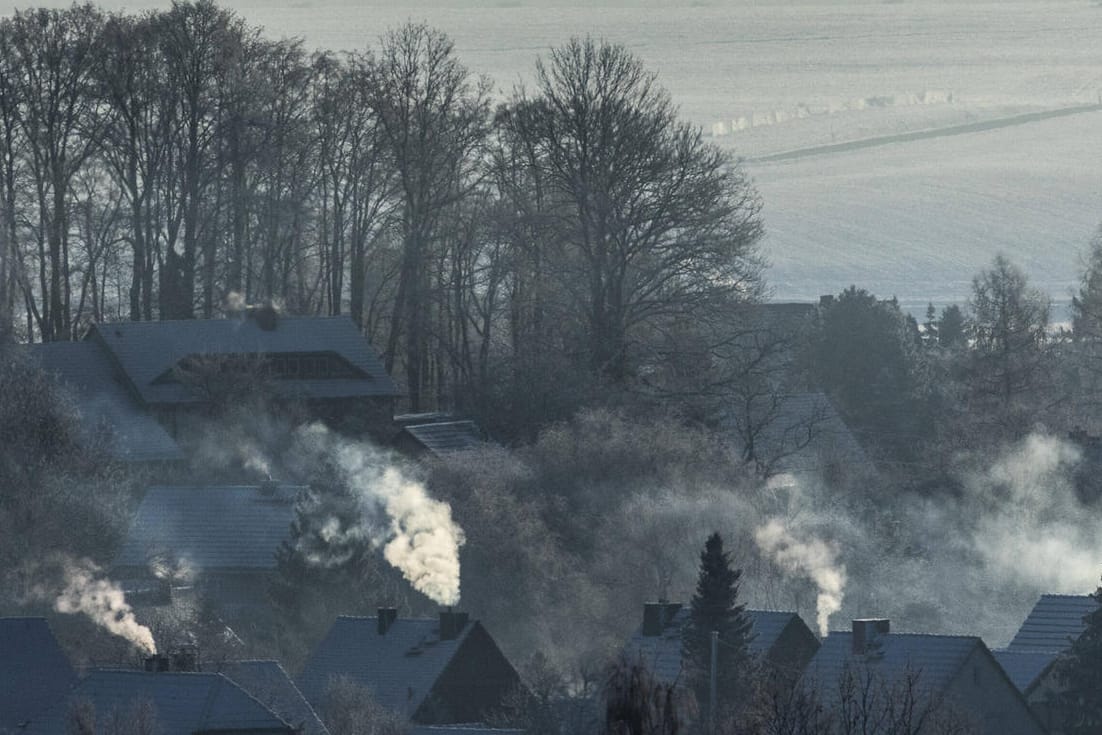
top-left (403, 422), bottom-right (483, 455)
top-left (28, 342), bottom-right (184, 463)
top-left (803, 632), bottom-right (977, 697)
top-left (0, 618), bottom-right (77, 731)
top-left (992, 649), bottom-right (1059, 694)
top-left (722, 392), bottom-right (873, 476)
top-left (23, 670), bottom-right (293, 735)
top-left (623, 607), bottom-right (812, 685)
top-left (1006, 594), bottom-right (1099, 653)
top-left (216, 661), bottom-right (330, 735)
top-left (298, 616), bottom-right (474, 719)
top-left (89, 316), bottom-right (399, 405)
top-left (114, 485), bottom-right (303, 571)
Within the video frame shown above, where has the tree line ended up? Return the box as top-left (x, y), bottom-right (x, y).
top-left (0, 1), bottom-right (764, 417)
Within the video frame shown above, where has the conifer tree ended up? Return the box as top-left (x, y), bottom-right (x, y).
top-left (683, 532), bottom-right (754, 720)
top-left (1054, 581), bottom-right (1102, 735)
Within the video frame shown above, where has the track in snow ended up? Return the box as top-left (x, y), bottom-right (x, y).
top-left (747, 103), bottom-right (1102, 164)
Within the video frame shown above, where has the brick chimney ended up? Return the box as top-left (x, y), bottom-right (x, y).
top-left (852, 619), bottom-right (890, 656)
top-left (377, 607), bottom-right (398, 635)
top-left (439, 609), bottom-right (469, 640)
top-left (143, 645), bottom-right (199, 673)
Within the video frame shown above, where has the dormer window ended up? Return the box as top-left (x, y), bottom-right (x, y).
top-left (153, 351), bottom-right (367, 384)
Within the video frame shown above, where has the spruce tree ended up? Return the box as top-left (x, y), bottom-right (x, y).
top-left (1054, 581), bottom-right (1102, 735)
top-left (683, 532), bottom-right (754, 720)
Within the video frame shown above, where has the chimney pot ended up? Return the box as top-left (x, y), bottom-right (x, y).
top-left (378, 607), bottom-right (398, 635)
top-left (439, 609), bottom-right (469, 640)
top-left (852, 618), bottom-right (890, 656)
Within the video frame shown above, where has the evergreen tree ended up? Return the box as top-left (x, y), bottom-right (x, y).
top-left (1054, 581), bottom-right (1102, 735)
top-left (683, 533), bottom-right (754, 721)
top-left (937, 305), bottom-right (966, 348)
top-left (923, 303), bottom-right (939, 347)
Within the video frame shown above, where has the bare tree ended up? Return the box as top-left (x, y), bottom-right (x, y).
top-left (367, 22), bottom-right (492, 410)
top-left (506, 38), bottom-right (763, 382)
top-left (2, 5), bottom-right (106, 341)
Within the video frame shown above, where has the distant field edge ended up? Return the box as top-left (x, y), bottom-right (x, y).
top-left (744, 103), bottom-right (1102, 164)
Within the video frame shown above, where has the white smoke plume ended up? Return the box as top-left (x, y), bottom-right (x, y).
top-left (296, 424), bottom-right (466, 606)
top-left (966, 433), bottom-right (1097, 593)
top-left (34, 556), bottom-right (156, 654)
top-left (754, 518), bottom-right (846, 636)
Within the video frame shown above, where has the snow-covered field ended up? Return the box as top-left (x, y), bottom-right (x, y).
top-left (14, 0), bottom-right (1101, 304)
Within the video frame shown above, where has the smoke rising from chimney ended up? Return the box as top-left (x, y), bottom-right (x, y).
top-left (296, 424), bottom-right (466, 606)
top-left (754, 519), bottom-right (846, 636)
top-left (30, 556), bottom-right (156, 654)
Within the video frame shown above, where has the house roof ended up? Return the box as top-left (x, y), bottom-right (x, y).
top-left (114, 485), bottom-right (303, 572)
top-left (297, 616), bottom-right (477, 719)
top-left (992, 649), bottom-right (1060, 694)
top-left (1006, 594), bottom-right (1099, 653)
top-left (722, 392), bottom-right (873, 476)
top-left (623, 607), bottom-right (814, 685)
top-left (88, 315), bottom-right (399, 405)
top-left (402, 421), bottom-right (483, 455)
top-left (803, 632), bottom-right (978, 697)
top-left (215, 661), bottom-right (330, 735)
top-left (23, 670), bottom-right (293, 735)
top-left (0, 618), bottom-right (77, 731)
top-left (28, 341), bottom-right (184, 463)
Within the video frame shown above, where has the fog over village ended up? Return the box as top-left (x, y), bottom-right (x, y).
top-left (0, 1), bottom-right (1101, 734)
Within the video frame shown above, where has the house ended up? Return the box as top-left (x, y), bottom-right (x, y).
top-left (22, 669), bottom-right (295, 735)
top-left (27, 341), bottom-right (184, 464)
top-left (993, 593), bottom-right (1101, 732)
top-left (803, 619), bottom-right (1046, 735)
top-left (623, 602), bottom-right (820, 686)
top-left (721, 391), bottom-right (874, 481)
top-left (113, 483), bottom-right (304, 606)
top-left (298, 609), bottom-right (525, 725)
top-left (0, 618), bottom-right (77, 734)
top-left (215, 660), bottom-right (330, 735)
top-left (75, 312), bottom-right (400, 450)
top-left (393, 413), bottom-right (486, 458)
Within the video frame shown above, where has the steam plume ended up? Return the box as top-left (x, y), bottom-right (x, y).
top-left (34, 556), bottom-right (156, 654)
top-left (297, 424), bottom-right (466, 605)
top-left (754, 519), bottom-right (846, 636)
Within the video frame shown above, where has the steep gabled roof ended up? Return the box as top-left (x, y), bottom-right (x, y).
top-left (23, 670), bottom-right (293, 735)
top-left (28, 341), bottom-right (184, 463)
top-left (89, 316), bottom-right (399, 405)
top-left (298, 616), bottom-right (476, 720)
top-left (0, 618), bottom-right (77, 731)
top-left (991, 649), bottom-right (1060, 695)
top-left (114, 485), bottom-right (303, 572)
top-left (624, 607), bottom-right (815, 685)
top-left (216, 661), bottom-right (330, 735)
top-left (1006, 594), bottom-right (1099, 653)
top-left (402, 422), bottom-right (483, 455)
top-left (803, 632), bottom-right (978, 697)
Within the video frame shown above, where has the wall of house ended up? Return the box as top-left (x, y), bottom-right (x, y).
top-left (945, 647), bottom-right (1046, 735)
top-left (767, 621), bottom-right (820, 684)
top-left (1026, 669), bottom-right (1065, 735)
top-left (417, 623), bottom-right (524, 724)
